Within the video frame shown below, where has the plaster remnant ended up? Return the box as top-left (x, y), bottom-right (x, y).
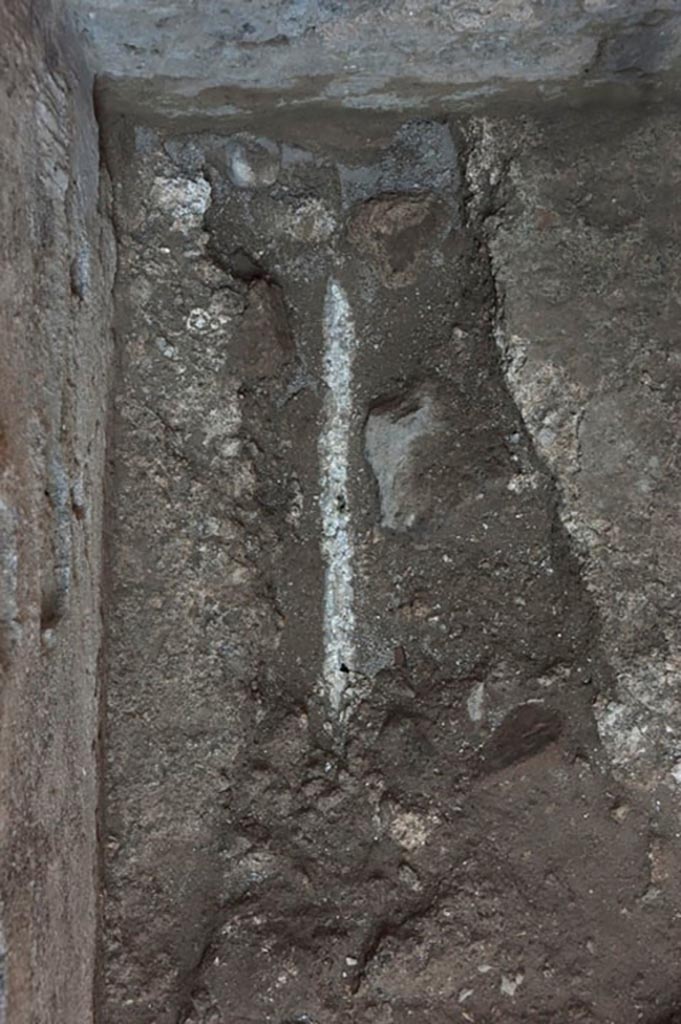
top-left (594, 649), bottom-right (681, 788)
top-left (494, 329), bottom-right (584, 491)
top-left (501, 972), bottom-right (524, 997)
top-left (467, 681), bottom-right (485, 723)
top-left (150, 174), bottom-right (210, 232)
top-left (185, 293), bottom-right (237, 334)
top-left (389, 809), bottom-right (432, 851)
top-left (70, 243), bottom-right (90, 300)
top-left (365, 394), bottom-right (435, 530)
top-left (226, 137), bottom-right (280, 188)
top-left (273, 197), bottom-right (337, 243)
top-left (319, 279), bottom-right (357, 719)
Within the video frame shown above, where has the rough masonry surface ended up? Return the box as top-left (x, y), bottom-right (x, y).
top-left (0, 3), bottom-right (115, 1022)
top-left (74, 1), bottom-right (681, 118)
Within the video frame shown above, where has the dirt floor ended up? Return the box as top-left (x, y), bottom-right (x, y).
top-left (96, 102), bottom-right (681, 1024)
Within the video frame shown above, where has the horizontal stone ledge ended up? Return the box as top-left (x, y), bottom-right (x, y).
top-left (75, 0), bottom-right (681, 119)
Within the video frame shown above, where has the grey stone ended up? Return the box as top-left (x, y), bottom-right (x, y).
top-left (71, 0), bottom-right (681, 119)
top-left (364, 392), bottom-right (437, 531)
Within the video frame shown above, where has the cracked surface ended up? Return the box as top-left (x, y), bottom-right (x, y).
top-left (101, 110), bottom-right (681, 1024)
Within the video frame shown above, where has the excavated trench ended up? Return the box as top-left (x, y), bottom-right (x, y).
top-left (96, 107), bottom-right (681, 1024)
top-left (6, 4), bottom-right (681, 1024)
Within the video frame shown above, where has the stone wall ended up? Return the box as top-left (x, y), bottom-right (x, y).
top-left (73, 0), bottom-right (681, 120)
top-left (0, 3), bottom-right (115, 1021)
